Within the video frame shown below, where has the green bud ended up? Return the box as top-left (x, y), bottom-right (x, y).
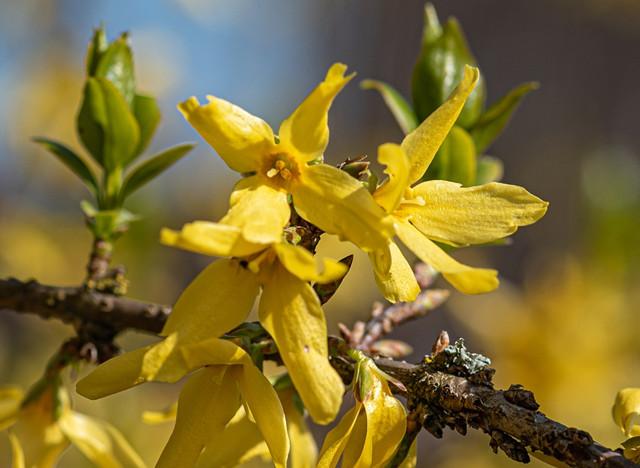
top-left (86, 26), bottom-right (108, 76)
top-left (411, 3), bottom-right (486, 129)
top-left (91, 32), bottom-right (135, 105)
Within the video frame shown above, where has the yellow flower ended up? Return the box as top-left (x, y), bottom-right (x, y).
top-left (80, 338), bottom-right (289, 467)
top-left (1, 383), bottom-right (145, 468)
top-left (613, 388), bottom-right (640, 437)
top-left (178, 63), bottom-right (394, 253)
top-left (143, 385), bottom-right (317, 468)
top-left (369, 65), bottom-right (548, 301)
top-left (317, 356), bottom-right (406, 468)
top-left (78, 217), bottom-right (347, 424)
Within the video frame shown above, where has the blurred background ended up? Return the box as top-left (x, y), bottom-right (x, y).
top-left (1, 0), bottom-right (639, 466)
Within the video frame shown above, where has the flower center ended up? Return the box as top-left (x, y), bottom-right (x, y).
top-left (263, 153), bottom-right (300, 184)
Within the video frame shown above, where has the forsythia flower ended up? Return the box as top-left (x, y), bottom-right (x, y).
top-left (613, 388), bottom-right (640, 437)
top-left (81, 338), bottom-right (289, 467)
top-left (161, 217), bottom-right (346, 423)
top-left (369, 65), bottom-right (548, 301)
top-left (178, 63), bottom-right (394, 253)
top-left (143, 385), bottom-right (317, 468)
top-left (613, 388), bottom-right (640, 462)
top-left (0, 382), bottom-right (144, 468)
top-left (78, 221), bottom-right (346, 424)
top-left (317, 355), bottom-right (407, 467)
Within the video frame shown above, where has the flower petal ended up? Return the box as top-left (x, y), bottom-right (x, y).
top-left (157, 366), bottom-right (241, 468)
top-left (58, 411), bottom-right (140, 468)
top-left (8, 431), bottom-right (25, 468)
top-left (279, 63), bottom-right (354, 160)
top-left (373, 143), bottom-right (410, 214)
top-left (402, 65), bottom-right (479, 185)
top-left (395, 220), bottom-right (498, 294)
top-left (237, 364), bottom-right (289, 468)
top-left (317, 404), bottom-right (362, 468)
top-left (281, 390), bottom-right (318, 468)
top-left (197, 407), bottom-right (269, 468)
top-left (362, 376), bottom-right (406, 467)
top-left (221, 176), bottom-right (291, 244)
top-left (274, 242), bottom-right (347, 284)
top-left (369, 241), bottom-right (420, 303)
top-left (142, 403), bottom-right (178, 425)
top-left (402, 180), bottom-right (548, 246)
top-left (76, 340), bottom-right (189, 400)
top-left (161, 222), bottom-right (264, 258)
top-left (342, 412), bottom-right (369, 468)
top-left (0, 387), bottom-right (23, 430)
top-left (613, 388), bottom-right (640, 437)
top-left (179, 338), bottom-right (250, 370)
top-left (292, 164), bottom-right (394, 252)
top-left (162, 259), bottom-right (260, 342)
top-left (259, 265), bottom-right (344, 424)
top-left (178, 96), bottom-right (274, 173)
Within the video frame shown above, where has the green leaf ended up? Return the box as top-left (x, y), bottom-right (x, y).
top-left (475, 155), bottom-right (504, 185)
top-left (470, 82), bottom-right (539, 153)
top-left (77, 77), bottom-right (140, 171)
top-left (360, 79), bottom-right (417, 134)
top-left (132, 93), bottom-right (161, 157)
top-left (77, 78), bottom-right (107, 166)
top-left (411, 4), bottom-right (486, 128)
top-left (120, 143), bottom-right (194, 201)
top-left (94, 33), bottom-right (135, 105)
top-left (433, 126), bottom-right (476, 186)
top-left (32, 137), bottom-right (98, 195)
top-left (86, 26), bottom-right (108, 76)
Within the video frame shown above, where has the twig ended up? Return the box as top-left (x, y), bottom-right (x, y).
top-left (1, 276), bottom-right (637, 468)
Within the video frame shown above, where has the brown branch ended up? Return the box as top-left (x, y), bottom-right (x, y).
top-left (1, 276), bottom-right (637, 468)
top-left (0, 277), bottom-right (169, 335)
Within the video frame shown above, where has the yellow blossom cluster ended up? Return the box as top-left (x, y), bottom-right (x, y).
top-left (70, 62), bottom-right (547, 466)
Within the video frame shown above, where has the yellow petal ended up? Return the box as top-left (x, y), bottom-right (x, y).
top-left (317, 404), bottom-right (362, 468)
top-left (395, 220), bottom-right (498, 294)
top-left (8, 431), bottom-right (25, 468)
top-left (281, 390), bottom-right (318, 468)
top-left (221, 176), bottom-right (291, 244)
top-left (292, 164), bottom-right (394, 252)
top-left (161, 222), bottom-right (265, 258)
top-left (76, 341), bottom-right (189, 400)
top-left (197, 407), bottom-right (269, 468)
top-left (178, 96), bottom-right (274, 173)
top-left (274, 242), bottom-right (347, 284)
top-left (373, 143), bottom-right (410, 213)
top-left (342, 411), bottom-right (369, 468)
top-left (369, 241), bottom-right (420, 303)
top-left (279, 63), bottom-right (354, 160)
top-left (613, 388), bottom-right (640, 437)
top-left (237, 364), bottom-right (289, 468)
top-left (402, 65), bottom-right (479, 185)
top-left (142, 403), bottom-right (178, 425)
top-left (179, 338), bottom-right (250, 370)
top-left (259, 265), bottom-right (344, 424)
top-left (402, 180), bottom-right (548, 246)
top-left (162, 259), bottom-right (260, 342)
top-left (10, 388), bottom-right (68, 468)
top-left (0, 386), bottom-right (23, 430)
top-left (362, 374), bottom-right (406, 467)
top-left (59, 411), bottom-right (146, 468)
top-left (157, 367), bottom-right (241, 468)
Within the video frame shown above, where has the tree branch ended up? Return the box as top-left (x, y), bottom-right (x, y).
top-left (0, 277), bottom-right (169, 334)
top-left (1, 276), bottom-right (636, 468)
